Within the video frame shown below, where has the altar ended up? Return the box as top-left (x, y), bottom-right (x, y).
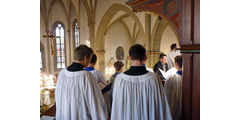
top-left (40, 73), bottom-right (57, 115)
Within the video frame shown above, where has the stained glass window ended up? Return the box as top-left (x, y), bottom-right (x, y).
top-left (74, 21), bottom-right (79, 48)
top-left (55, 23), bottom-right (65, 69)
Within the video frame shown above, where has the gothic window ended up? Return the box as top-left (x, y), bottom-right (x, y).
top-left (74, 21), bottom-right (79, 48)
top-left (55, 23), bottom-right (65, 69)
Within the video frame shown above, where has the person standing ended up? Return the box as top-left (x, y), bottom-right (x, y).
top-left (55, 45), bottom-right (108, 120)
top-left (167, 43), bottom-right (181, 69)
top-left (111, 44), bottom-right (172, 120)
top-left (165, 55), bottom-right (183, 120)
top-left (153, 53), bottom-right (169, 80)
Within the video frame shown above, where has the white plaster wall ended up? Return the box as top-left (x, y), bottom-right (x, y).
top-left (95, 0), bottom-right (128, 33)
top-left (135, 30), bottom-right (144, 45)
top-left (160, 25), bottom-right (180, 55)
top-left (104, 21), bottom-right (132, 77)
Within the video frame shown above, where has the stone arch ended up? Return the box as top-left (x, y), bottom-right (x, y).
top-left (95, 3), bottom-right (144, 51)
top-left (151, 18), bottom-right (168, 51)
top-left (154, 14), bottom-right (180, 41)
top-left (48, 0), bottom-right (69, 19)
top-left (150, 17), bottom-right (180, 67)
top-left (70, 0), bottom-right (79, 20)
top-left (95, 3), bottom-right (145, 72)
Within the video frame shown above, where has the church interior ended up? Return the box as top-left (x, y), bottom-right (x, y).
top-left (40, 0), bottom-right (200, 119)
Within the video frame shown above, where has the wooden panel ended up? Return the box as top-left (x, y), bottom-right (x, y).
top-left (182, 53), bottom-right (193, 120)
top-left (181, 0), bottom-right (192, 45)
top-left (194, 0), bottom-right (200, 44)
top-left (192, 54), bottom-right (200, 119)
top-left (181, 44), bottom-right (200, 50)
top-left (40, 105), bottom-right (56, 117)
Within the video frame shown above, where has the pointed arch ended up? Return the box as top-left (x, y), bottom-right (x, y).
top-left (52, 21), bottom-right (66, 70)
top-left (95, 3), bottom-right (144, 51)
top-left (48, 0), bottom-right (69, 19)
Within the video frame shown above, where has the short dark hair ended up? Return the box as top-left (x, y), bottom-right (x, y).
top-left (114, 61), bottom-right (124, 71)
top-left (90, 54), bottom-right (97, 64)
top-left (175, 55), bottom-right (182, 68)
top-left (74, 44), bottom-right (94, 61)
top-left (171, 44), bottom-right (177, 51)
top-left (159, 53), bottom-right (167, 59)
top-left (129, 44), bottom-right (146, 61)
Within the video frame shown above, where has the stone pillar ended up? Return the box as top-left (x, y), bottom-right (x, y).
top-left (66, 30), bottom-right (71, 66)
top-left (95, 50), bottom-right (105, 73)
top-left (44, 31), bottom-right (50, 74)
top-left (145, 14), bottom-right (152, 68)
top-left (88, 23), bottom-right (95, 49)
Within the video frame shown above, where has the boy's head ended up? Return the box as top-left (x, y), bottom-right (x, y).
top-left (174, 55), bottom-right (182, 70)
top-left (114, 61), bottom-right (124, 72)
top-left (90, 54), bottom-right (97, 66)
top-left (74, 44), bottom-right (94, 67)
top-left (129, 44), bottom-right (146, 61)
top-left (159, 53), bottom-right (167, 64)
top-left (170, 43), bottom-right (177, 51)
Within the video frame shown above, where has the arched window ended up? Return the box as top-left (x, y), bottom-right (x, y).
top-left (74, 21), bottom-right (79, 48)
top-left (55, 23), bottom-right (65, 69)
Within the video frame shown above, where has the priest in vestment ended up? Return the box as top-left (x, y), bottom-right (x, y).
top-left (164, 55), bottom-right (183, 120)
top-left (55, 45), bottom-right (108, 120)
top-left (167, 44), bottom-right (181, 69)
top-left (111, 44), bottom-right (172, 120)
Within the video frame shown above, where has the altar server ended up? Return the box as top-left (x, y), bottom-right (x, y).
top-left (55, 45), bottom-right (108, 120)
top-left (111, 44), bottom-right (172, 120)
top-left (85, 54), bottom-right (107, 87)
top-left (167, 43), bottom-right (181, 69)
top-left (85, 54), bottom-right (110, 114)
top-left (164, 55), bottom-right (183, 120)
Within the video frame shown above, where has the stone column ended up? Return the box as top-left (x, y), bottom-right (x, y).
top-left (145, 14), bottom-right (152, 68)
top-left (95, 50), bottom-right (105, 73)
top-left (44, 31), bottom-right (50, 74)
top-left (88, 22), bottom-right (95, 49)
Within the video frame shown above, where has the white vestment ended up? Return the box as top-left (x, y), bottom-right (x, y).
top-left (43, 90), bottom-right (51, 105)
top-left (90, 70), bottom-right (106, 86)
top-left (167, 50), bottom-right (181, 69)
top-left (89, 69), bottom-right (111, 115)
top-left (164, 73), bottom-right (182, 120)
top-left (55, 69), bottom-right (108, 120)
top-left (111, 72), bottom-right (172, 120)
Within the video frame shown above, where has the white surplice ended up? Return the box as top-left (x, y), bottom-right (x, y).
top-left (55, 69), bottom-right (108, 120)
top-left (89, 69), bottom-right (111, 115)
top-left (164, 73), bottom-right (182, 120)
top-left (90, 70), bottom-right (107, 85)
top-left (111, 72), bottom-right (172, 120)
top-left (167, 50), bottom-right (181, 69)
